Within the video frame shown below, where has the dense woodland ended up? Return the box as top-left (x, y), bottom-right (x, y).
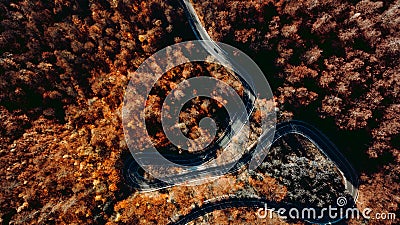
top-left (0, 0), bottom-right (398, 224)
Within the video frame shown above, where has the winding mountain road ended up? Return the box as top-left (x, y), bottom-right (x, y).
top-left (123, 1), bottom-right (359, 224)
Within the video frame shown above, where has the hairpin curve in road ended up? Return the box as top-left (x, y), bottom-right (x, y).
top-left (123, 0), bottom-right (359, 224)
